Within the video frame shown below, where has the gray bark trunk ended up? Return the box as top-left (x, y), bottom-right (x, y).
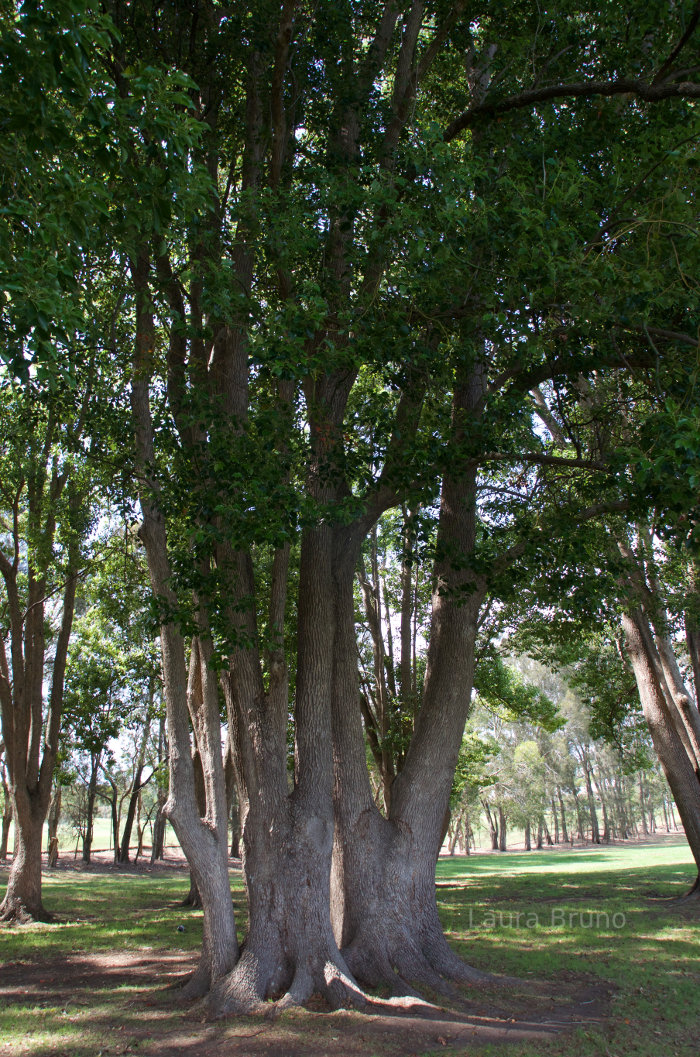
top-left (83, 761), bottom-right (99, 863)
top-left (622, 611), bottom-right (700, 890)
top-left (130, 253), bottom-right (239, 991)
top-left (0, 795), bottom-right (47, 922)
top-left (556, 786), bottom-right (569, 843)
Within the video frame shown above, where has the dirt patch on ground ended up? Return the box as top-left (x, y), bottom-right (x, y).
top-left (0, 950), bottom-right (613, 1057)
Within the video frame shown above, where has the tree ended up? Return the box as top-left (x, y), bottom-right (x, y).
top-left (119, 0), bottom-right (700, 1008)
top-left (7, 0), bottom-right (700, 1009)
top-left (62, 538), bottom-right (161, 863)
top-left (0, 377), bottom-right (96, 920)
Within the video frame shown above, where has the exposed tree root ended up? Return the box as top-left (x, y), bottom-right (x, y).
top-left (206, 946), bottom-right (274, 1016)
top-left (179, 960), bottom-right (214, 1001)
top-left (341, 902), bottom-right (497, 1003)
top-left (665, 873), bottom-right (700, 905)
top-left (202, 932), bottom-right (442, 1020)
top-left (0, 899), bottom-right (53, 924)
top-left (671, 876), bottom-right (700, 906)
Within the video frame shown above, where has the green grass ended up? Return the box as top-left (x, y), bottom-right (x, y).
top-left (436, 841), bottom-right (699, 1057)
top-left (1, 840), bottom-right (698, 1056)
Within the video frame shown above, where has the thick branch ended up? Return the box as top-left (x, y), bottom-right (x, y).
top-left (445, 76), bottom-right (700, 141)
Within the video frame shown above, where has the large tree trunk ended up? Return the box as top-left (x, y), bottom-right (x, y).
top-left (0, 793), bottom-right (47, 922)
top-left (212, 526), bottom-right (367, 1014)
top-left (622, 611), bottom-right (700, 894)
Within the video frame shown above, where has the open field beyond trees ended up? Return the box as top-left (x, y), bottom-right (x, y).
top-left (1, 837), bottom-right (698, 1057)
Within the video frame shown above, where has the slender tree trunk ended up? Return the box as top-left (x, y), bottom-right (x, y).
top-left (638, 774), bottom-right (649, 836)
top-left (582, 755), bottom-right (601, 844)
top-left (150, 715), bottom-right (168, 862)
top-left (592, 773), bottom-right (610, 843)
top-left (118, 715), bottom-right (151, 864)
top-left (498, 805), bottom-right (507, 852)
top-left (83, 763), bottom-right (99, 864)
top-left (130, 254), bottom-right (238, 992)
top-left (0, 515), bottom-right (78, 920)
top-left (573, 790), bottom-right (584, 841)
top-left (151, 808), bottom-right (166, 861)
top-left (0, 798), bottom-right (10, 861)
top-left (47, 785), bottom-right (61, 866)
top-left (664, 799), bottom-right (676, 832)
top-left (483, 800), bottom-right (499, 849)
top-left (557, 787), bottom-right (569, 843)
top-left (524, 820), bottom-right (531, 851)
top-left (551, 796), bottom-right (560, 844)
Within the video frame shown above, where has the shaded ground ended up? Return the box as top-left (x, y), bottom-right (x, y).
top-left (2, 836), bottom-right (697, 1056)
top-left (0, 950), bottom-right (612, 1057)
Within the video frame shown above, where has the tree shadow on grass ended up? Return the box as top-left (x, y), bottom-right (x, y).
top-left (0, 950), bottom-right (613, 1057)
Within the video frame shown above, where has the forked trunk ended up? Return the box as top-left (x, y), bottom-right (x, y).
top-left (212, 800), bottom-right (362, 1014)
top-left (212, 526), bottom-right (368, 1014)
top-left (330, 523), bottom-right (489, 996)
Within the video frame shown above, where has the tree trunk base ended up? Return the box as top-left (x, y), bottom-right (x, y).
top-left (333, 813), bottom-right (494, 1000)
top-left (0, 895), bottom-right (52, 924)
top-left (671, 874), bottom-right (700, 904)
top-left (342, 910), bottom-right (493, 998)
top-left (205, 934), bottom-right (437, 1018)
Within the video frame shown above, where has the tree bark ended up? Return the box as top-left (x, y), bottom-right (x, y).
top-left (622, 611), bottom-right (700, 892)
top-left (83, 760), bottom-right (99, 864)
top-left (556, 786), bottom-right (569, 844)
top-left (0, 799), bottom-right (10, 861)
top-left (330, 372), bottom-right (492, 996)
top-left (130, 252), bottom-right (238, 992)
top-left (0, 794), bottom-right (47, 922)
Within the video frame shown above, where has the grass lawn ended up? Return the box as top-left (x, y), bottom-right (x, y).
top-left (0, 839), bottom-right (698, 1056)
